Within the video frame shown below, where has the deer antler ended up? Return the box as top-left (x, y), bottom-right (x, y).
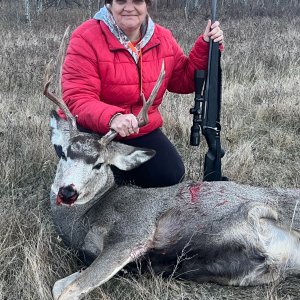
top-left (43, 26), bottom-right (77, 134)
top-left (44, 64), bottom-right (77, 131)
top-left (136, 60), bottom-right (165, 127)
top-left (100, 60), bottom-right (165, 146)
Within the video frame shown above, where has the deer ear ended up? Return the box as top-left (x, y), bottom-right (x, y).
top-left (50, 110), bottom-right (71, 147)
top-left (109, 144), bottom-right (156, 171)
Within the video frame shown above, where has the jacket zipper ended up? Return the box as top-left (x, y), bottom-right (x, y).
top-left (114, 43), bottom-right (160, 113)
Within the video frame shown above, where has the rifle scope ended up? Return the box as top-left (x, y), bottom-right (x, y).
top-left (190, 70), bottom-right (206, 146)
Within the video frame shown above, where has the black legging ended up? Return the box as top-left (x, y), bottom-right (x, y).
top-left (111, 129), bottom-right (185, 188)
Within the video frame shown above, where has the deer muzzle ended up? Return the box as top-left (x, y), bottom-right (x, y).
top-left (57, 184), bottom-right (79, 206)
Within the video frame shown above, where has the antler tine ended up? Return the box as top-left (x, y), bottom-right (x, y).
top-left (137, 60), bottom-right (165, 127)
top-left (100, 60), bottom-right (165, 147)
top-left (55, 26), bottom-right (70, 99)
top-left (43, 27), bottom-right (77, 132)
top-left (43, 79), bottom-right (77, 130)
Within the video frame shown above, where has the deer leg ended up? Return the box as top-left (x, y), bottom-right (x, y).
top-left (53, 271), bottom-right (81, 300)
top-left (53, 238), bottom-right (151, 300)
top-left (228, 204), bottom-right (300, 285)
top-left (238, 219), bottom-right (300, 285)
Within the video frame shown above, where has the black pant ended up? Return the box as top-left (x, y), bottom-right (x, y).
top-left (111, 129), bottom-right (185, 188)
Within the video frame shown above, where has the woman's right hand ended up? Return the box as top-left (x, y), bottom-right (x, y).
top-left (203, 20), bottom-right (224, 43)
top-left (110, 114), bottom-right (139, 137)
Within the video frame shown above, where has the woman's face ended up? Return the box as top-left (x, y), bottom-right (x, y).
top-left (110, 0), bottom-right (148, 34)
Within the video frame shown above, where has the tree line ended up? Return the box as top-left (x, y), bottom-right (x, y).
top-left (12, 0), bottom-right (207, 25)
top-left (9, 0), bottom-right (300, 25)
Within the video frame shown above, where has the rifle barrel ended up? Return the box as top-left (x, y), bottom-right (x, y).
top-left (211, 0), bottom-right (217, 23)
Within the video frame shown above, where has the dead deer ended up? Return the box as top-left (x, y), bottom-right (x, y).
top-left (45, 45), bottom-right (300, 300)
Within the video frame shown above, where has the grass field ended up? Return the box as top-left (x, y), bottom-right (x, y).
top-left (0, 0), bottom-right (299, 299)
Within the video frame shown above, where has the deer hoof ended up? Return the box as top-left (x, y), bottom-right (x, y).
top-left (53, 271), bottom-right (81, 300)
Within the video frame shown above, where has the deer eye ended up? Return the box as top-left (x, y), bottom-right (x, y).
top-left (93, 163), bottom-right (103, 170)
top-left (54, 145), bottom-right (67, 161)
top-left (61, 152), bottom-right (67, 161)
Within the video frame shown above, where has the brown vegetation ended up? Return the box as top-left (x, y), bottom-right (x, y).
top-left (0, 0), bottom-right (299, 299)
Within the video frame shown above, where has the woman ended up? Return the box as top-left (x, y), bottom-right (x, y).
top-left (61, 0), bottom-right (224, 188)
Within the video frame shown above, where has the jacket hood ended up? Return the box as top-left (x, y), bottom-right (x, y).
top-left (94, 5), bottom-right (155, 63)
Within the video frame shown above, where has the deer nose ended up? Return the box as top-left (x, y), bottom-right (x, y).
top-left (57, 184), bottom-right (78, 205)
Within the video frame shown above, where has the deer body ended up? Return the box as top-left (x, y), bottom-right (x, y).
top-left (51, 180), bottom-right (300, 260)
top-left (50, 161), bottom-right (300, 299)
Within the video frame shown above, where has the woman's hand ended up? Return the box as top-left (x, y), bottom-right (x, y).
top-left (110, 114), bottom-right (139, 137)
top-left (203, 20), bottom-right (224, 43)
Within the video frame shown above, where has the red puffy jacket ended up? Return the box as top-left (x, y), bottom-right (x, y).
top-left (61, 19), bottom-right (211, 139)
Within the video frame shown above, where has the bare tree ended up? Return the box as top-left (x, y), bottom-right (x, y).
top-left (88, 0), bottom-right (92, 17)
top-left (152, 0), bottom-right (158, 12)
top-left (24, 0), bottom-right (31, 25)
top-left (37, 0), bottom-right (43, 14)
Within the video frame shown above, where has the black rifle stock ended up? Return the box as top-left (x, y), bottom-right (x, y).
top-left (190, 0), bottom-right (226, 181)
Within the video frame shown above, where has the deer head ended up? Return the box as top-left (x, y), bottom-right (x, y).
top-left (49, 111), bottom-right (156, 206)
top-left (44, 34), bottom-right (165, 206)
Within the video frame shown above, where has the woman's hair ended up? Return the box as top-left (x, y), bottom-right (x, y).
top-left (105, 0), bottom-right (152, 6)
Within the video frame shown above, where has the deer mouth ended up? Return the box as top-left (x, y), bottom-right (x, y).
top-left (57, 184), bottom-right (79, 206)
top-left (56, 194), bottom-right (78, 206)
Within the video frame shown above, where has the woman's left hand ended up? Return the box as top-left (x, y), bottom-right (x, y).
top-left (203, 20), bottom-right (224, 43)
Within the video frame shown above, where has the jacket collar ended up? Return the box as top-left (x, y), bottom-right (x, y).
top-left (100, 21), bottom-right (160, 53)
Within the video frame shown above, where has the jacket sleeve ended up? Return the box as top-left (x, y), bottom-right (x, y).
top-left (62, 31), bottom-right (125, 134)
top-left (167, 34), bottom-right (222, 94)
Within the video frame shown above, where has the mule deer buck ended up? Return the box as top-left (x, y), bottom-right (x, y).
top-left (45, 44), bottom-right (300, 300)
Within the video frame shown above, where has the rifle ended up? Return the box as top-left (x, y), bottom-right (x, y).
top-left (189, 0), bottom-right (226, 181)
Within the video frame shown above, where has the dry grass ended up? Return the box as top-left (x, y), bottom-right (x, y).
top-left (0, 1), bottom-right (299, 299)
